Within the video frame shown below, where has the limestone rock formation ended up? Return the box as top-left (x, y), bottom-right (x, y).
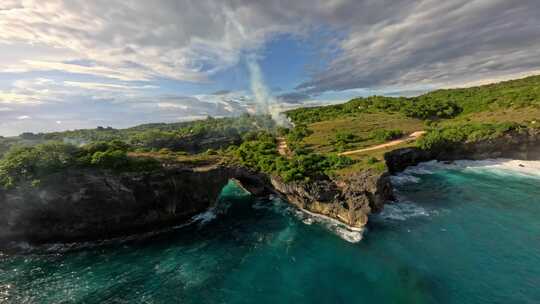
top-left (271, 170), bottom-right (393, 229)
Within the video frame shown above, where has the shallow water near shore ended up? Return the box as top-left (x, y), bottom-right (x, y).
top-left (1, 160), bottom-right (540, 303)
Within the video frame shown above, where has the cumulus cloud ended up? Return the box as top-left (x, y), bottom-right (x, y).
top-left (296, 0), bottom-right (540, 92)
top-left (0, 77), bottom-right (257, 135)
top-left (0, 0), bottom-right (298, 82)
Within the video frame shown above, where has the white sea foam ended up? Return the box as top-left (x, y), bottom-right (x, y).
top-left (459, 159), bottom-right (540, 179)
top-left (400, 159), bottom-right (540, 179)
top-left (376, 201), bottom-right (429, 221)
top-left (332, 226), bottom-right (364, 243)
top-left (293, 207), bottom-right (364, 243)
top-left (190, 208), bottom-right (218, 225)
top-left (390, 173), bottom-right (420, 185)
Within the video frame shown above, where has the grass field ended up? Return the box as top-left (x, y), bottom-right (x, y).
top-left (300, 102), bottom-right (540, 176)
top-left (443, 106), bottom-right (540, 125)
top-left (303, 112), bottom-right (425, 153)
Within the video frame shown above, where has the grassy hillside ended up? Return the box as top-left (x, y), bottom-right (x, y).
top-left (302, 113), bottom-right (423, 153)
top-left (285, 75), bottom-right (540, 172)
top-left (287, 75), bottom-right (540, 125)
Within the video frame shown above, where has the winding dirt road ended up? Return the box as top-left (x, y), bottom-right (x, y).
top-left (339, 131), bottom-right (426, 156)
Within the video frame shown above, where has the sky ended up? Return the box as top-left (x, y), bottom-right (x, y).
top-left (1, 0), bottom-right (540, 136)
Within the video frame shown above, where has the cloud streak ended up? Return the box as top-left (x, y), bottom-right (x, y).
top-left (297, 0), bottom-right (540, 92)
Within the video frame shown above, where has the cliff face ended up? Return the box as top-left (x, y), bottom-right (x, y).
top-left (0, 162), bottom-right (393, 245)
top-left (271, 170), bottom-right (394, 229)
top-left (385, 128), bottom-right (540, 173)
top-left (0, 165), bottom-right (272, 245)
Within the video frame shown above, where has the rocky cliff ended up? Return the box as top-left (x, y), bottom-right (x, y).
top-left (0, 165), bottom-right (272, 245)
top-left (0, 161), bottom-right (393, 245)
top-left (385, 128), bottom-right (540, 173)
top-left (271, 170), bottom-right (393, 229)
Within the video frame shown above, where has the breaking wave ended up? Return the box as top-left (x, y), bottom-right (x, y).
top-left (292, 207), bottom-right (364, 243)
top-left (254, 197), bottom-right (363, 243)
top-left (402, 159), bottom-right (540, 178)
top-left (390, 174), bottom-right (420, 185)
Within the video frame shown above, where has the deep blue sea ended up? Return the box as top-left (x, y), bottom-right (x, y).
top-left (1, 160), bottom-right (540, 303)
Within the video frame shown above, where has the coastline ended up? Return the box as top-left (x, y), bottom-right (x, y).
top-left (2, 127), bottom-right (540, 247)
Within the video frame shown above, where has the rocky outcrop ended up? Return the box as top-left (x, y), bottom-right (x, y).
top-left (0, 165), bottom-right (272, 245)
top-left (271, 170), bottom-right (393, 229)
top-left (0, 161), bottom-right (394, 246)
top-left (385, 128), bottom-right (540, 173)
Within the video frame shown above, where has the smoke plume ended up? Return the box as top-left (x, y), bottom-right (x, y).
top-left (246, 55), bottom-right (291, 127)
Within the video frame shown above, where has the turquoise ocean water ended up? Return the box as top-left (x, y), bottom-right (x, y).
top-left (1, 160), bottom-right (540, 303)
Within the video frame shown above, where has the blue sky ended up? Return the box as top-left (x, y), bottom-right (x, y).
top-left (1, 1), bottom-right (540, 136)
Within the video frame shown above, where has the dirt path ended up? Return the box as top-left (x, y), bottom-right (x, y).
top-left (277, 136), bottom-right (290, 157)
top-left (339, 131), bottom-right (426, 156)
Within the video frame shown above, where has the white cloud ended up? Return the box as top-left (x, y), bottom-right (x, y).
top-left (0, 1), bottom-right (294, 82)
top-left (63, 81), bottom-right (158, 91)
top-left (0, 76), bottom-right (261, 136)
top-left (297, 0), bottom-right (540, 92)
top-left (4, 60), bottom-right (154, 82)
top-left (157, 103), bottom-right (189, 110)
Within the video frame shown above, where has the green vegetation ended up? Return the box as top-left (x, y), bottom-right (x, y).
top-left (286, 95), bottom-right (462, 124)
top-left (284, 75), bottom-right (540, 174)
top-left (287, 75), bottom-right (540, 125)
top-left (370, 129), bottom-right (404, 141)
top-left (331, 132), bottom-right (361, 152)
top-left (417, 123), bottom-right (523, 150)
top-left (0, 141), bottom-right (159, 189)
top-left (6, 114), bottom-right (276, 154)
top-left (231, 132), bottom-right (354, 182)
top-left (300, 113), bottom-right (423, 153)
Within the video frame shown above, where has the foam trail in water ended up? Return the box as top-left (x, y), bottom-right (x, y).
top-left (376, 201), bottom-right (429, 221)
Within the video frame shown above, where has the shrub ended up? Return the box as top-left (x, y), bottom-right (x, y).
top-left (90, 150), bottom-right (129, 169)
top-left (331, 132), bottom-right (360, 151)
top-left (0, 142), bottom-right (80, 188)
top-left (286, 124), bottom-right (313, 145)
top-left (370, 129), bottom-right (404, 141)
top-left (417, 123), bottom-right (521, 150)
top-left (366, 156), bottom-right (379, 164)
top-left (230, 133), bottom-right (354, 182)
